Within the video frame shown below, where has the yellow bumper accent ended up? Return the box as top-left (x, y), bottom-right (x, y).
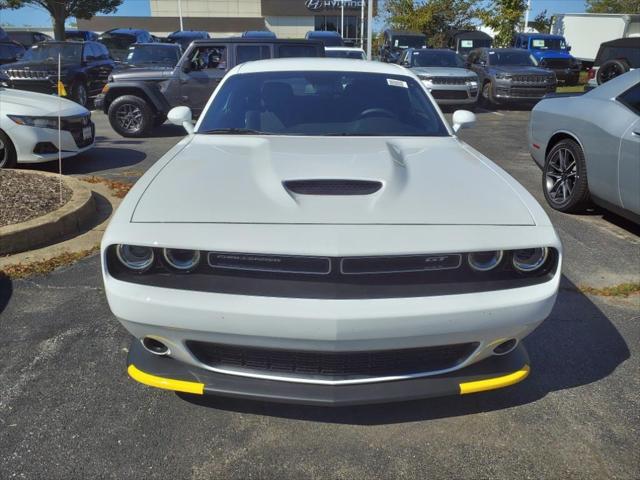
top-left (459, 365), bottom-right (530, 395)
top-left (127, 364), bottom-right (204, 395)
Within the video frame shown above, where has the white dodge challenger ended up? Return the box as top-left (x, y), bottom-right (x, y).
top-left (102, 59), bottom-right (561, 405)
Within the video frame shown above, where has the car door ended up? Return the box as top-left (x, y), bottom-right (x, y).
top-left (82, 44), bottom-right (101, 95)
top-left (93, 43), bottom-right (114, 94)
top-left (617, 84), bottom-right (640, 215)
top-left (178, 44), bottom-right (228, 115)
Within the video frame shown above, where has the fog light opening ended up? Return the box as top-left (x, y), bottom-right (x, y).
top-left (141, 337), bottom-right (170, 356)
top-left (493, 339), bottom-right (518, 356)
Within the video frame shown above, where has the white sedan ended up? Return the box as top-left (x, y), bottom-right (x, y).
top-left (0, 88), bottom-right (94, 168)
top-left (102, 59), bottom-right (561, 405)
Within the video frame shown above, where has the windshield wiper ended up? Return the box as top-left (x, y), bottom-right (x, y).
top-left (202, 128), bottom-right (271, 135)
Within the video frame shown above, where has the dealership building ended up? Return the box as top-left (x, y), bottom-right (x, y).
top-left (79, 0), bottom-right (377, 42)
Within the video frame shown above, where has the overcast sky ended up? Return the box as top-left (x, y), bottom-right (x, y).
top-left (0, 0), bottom-right (587, 29)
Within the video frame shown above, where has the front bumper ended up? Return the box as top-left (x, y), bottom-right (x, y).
top-left (6, 122), bottom-right (95, 164)
top-left (422, 82), bottom-right (479, 105)
top-left (552, 68), bottom-right (580, 82)
top-left (493, 80), bottom-right (556, 102)
top-left (127, 338), bottom-right (531, 405)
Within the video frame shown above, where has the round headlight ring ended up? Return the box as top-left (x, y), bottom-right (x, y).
top-left (513, 247), bottom-right (549, 273)
top-left (116, 244), bottom-right (155, 272)
top-left (163, 248), bottom-right (201, 272)
top-left (467, 250), bottom-right (504, 272)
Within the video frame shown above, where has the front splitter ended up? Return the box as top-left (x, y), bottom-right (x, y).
top-left (127, 339), bottom-right (530, 406)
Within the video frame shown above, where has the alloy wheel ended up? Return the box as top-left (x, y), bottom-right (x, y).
top-left (545, 147), bottom-right (577, 205)
top-left (0, 138), bottom-right (7, 168)
top-left (116, 104), bottom-right (143, 133)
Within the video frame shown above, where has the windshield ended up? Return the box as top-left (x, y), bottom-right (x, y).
top-left (392, 35), bottom-right (425, 49)
top-left (125, 45), bottom-right (180, 66)
top-left (22, 43), bottom-right (81, 63)
top-left (530, 38), bottom-right (566, 50)
top-left (489, 50), bottom-right (534, 66)
top-left (411, 50), bottom-right (464, 68)
top-left (198, 71), bottom-right (448, 137)
top-left (100, 34), bottom-right (136, 60)
top-left (325, 50), bottom-right (365, 59)
top-left (458, 38), bottom-right (491, 53)
top-left (310, 35), bottom-right (343, 47)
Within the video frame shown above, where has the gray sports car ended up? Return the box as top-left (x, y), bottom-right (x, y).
top-left (529, 69), bottom-right (640, 223)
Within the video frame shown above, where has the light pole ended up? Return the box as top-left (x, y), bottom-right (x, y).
top-left (524, 0), bottom-right (531, 31)
top-left (366, 0), bottom-right (373, 60)
top-left (178, 0), bottom-right (184, 31)
top-left (360, 0), bottom-right (365, 48)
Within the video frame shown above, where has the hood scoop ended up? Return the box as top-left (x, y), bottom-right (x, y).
top-left (283, 179), bottom-right (382, 196)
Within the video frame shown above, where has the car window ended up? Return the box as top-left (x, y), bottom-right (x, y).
top-left (198, 71), bottom-right (449, 137)
top-left (410, 50), bottom-right (465, 68)
top-left (82, 44), bottom-right (94, 61)
top-left (236, 45), bottom-right (271, 64)
top-left (276, 44), bottom-right (320, 58)
top-left (22, 43), bottom-right (82, 64)
top-left (488, 50), bottom-right (534, 66)
top-left (618, 83), bottom-right (640, 116)
top-left (97, 43), bottom-right (110, 60)
top-left (188, 45), bottom-right (227, 70)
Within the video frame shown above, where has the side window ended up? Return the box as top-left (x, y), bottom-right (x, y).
top-left (618, 83), bottom-right (640, 116)
top-left (82, 44), bottom-right (93, 62)
top-left (235, 45), bottom-right (271, 65)
top-left (189, 46), bottom-right (227, 70)
top-left (98, 43), bottom-right (110, 60)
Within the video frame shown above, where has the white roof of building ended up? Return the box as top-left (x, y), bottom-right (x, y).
top-left (233, 57), bottom-right (409, 76)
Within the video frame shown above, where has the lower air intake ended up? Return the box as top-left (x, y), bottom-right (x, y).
top-left (284, 179), bottom-right (382, 196)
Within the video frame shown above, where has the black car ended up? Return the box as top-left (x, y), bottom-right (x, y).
top-left (589, 37), bottom-right (640, 86)
top-left (466, 48), bottom-right (556, 106)
top-left (0, 41), bottom-right (25, 65)
top-left (98, 28), bottom-right (155, 62)
top-left (118, 43), bottom-right (182, 70)
top-left (0, 41), bottom-right (115, 107)
top-left (166, 31), bottom-right (210, 50)
top-left (96, 38), bottom-right (325, 137)
top-left (65, 30), bottom-right (99, 42)
top-left (379, 29), bottom-right (427, 63)
top-left (444, 30), bottom-right (493, 58)
top-left (6, 30), bottom-right (52, 48)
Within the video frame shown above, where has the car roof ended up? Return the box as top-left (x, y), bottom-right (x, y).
top-left (131, 42), bottom-right (179, 47)
top-left (103, 29), bottom-right (148, 35)
top-left (447, 30), bottom-right (492, 40)
top-left (587, 69), bottom-right (640, 99)
top-left (191, 38), bottom-right (321, 45)
top-left (169, 30), bottom-right (208, 38)
top-left (307, 31), bottom-right (342, 37)
top-left (599, 37), bottom-right (640, 48)
top-left (408, 48), bottom-right (456, 53)
top-left (325, 47), bottom-right (364, 51)
top-left (234, 57), bottom-right (407, 75)
top-left (384, 30), bottom-right (425, 37)
top-left (517, 33), bottom-right (563, 39)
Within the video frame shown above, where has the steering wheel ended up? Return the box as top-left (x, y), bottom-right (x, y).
top-left (358, 108), bottom-right (397, 119)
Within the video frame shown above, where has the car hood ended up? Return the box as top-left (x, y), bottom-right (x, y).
top-left (531, 50), bottom-right (572, 59)
top-left (411, 67), bottom-right (476, 78)
top-left (131, 136), bottom-right (535, 226)
top-left (492, 65), bottom-right (552, 75)
top-left (0, 87), bottom-right (88, 116)
top-left (0, 60), bottom-right (69, 72)
top-left (111, 66), bottom-right (175, 82)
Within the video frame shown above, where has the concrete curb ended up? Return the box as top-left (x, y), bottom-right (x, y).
top-left (0, 171), bottom-right (96, 255)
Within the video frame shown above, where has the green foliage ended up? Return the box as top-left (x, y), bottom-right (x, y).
top-left (0, 0), bottom-right (122, 39)
top-left (478, 0), bottom-right (527, 46)
top-left (384, 0), bottom-right (480, 47)
top-left (530, 9), bottom-right (552, 33)
top-left (586, 0), bottom-right (640, 13)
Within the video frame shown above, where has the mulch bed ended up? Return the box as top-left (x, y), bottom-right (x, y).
top-left (0, 170), bottom-right (72, 228)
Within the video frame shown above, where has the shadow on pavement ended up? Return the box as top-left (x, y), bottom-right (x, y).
top-left (0, 274), bottom-right (12, 316)
top-left (22, 147), bottom-right (147, 175)
top-left (178, 275), bottom-right (629, 424)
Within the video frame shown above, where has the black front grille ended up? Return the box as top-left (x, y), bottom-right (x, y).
top-left (6, 69), bottom-right (52, 79)
top-left (62, 115), bottom-right (94, 148)
top-left (431, 90), bottom-right (469, 100)
top-left (430, 76), bottom-right (468, 85)
top-left (540, 58), bottom-right (570, 69)
top-left (512, 74), bottom-right (548, 84)
top-left (186, 341), bottom-right (479, 380)
top-left (284, 179), bottom-right (382, 196)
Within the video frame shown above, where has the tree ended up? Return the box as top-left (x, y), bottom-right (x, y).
top-left (478, 0), bottom-right (527, 46)
top-left (0, 0), bottom-right (122, 40)
top-left (530, 9), bottom-right (552, 33)
top-left (384, 0), bottom-right (480, 47)
top-left (586, 0), bottom-right (640, 13)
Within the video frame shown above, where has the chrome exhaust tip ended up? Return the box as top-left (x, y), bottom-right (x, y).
top-left (141, 337), bottom-right (170, 356)
top-left (493, 339), bottom-right (518, 356)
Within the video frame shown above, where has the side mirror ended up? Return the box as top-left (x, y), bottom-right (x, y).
top-left (168, 106), bottom-right (194, 135)
top-left (452, 110), bottom-right (476, 133)
top-left (566, 45), bottom-right (572, 52)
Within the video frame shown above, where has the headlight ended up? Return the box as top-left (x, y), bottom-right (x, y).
top-left (7, 115), bottom-right (59, 130)
top-left (116, 244), bottom-right (155, 272)
top-left (513, 248), bottom-right (548, 272)
top-left (420, 76), bottom-right (433, 84)
top-left (163, 248), bottom-right (201, 272)
top-left (466, 79), bottom-right (478, 87)
top-left (495, 72), bottom-right (511, 80)
top-left (468, 251), bottom-right (503, 272)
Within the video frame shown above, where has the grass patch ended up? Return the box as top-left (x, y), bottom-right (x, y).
top-left (556, 85), bottom-right (586, 93)
top-left (580, 282), bottom-right (640, 298)
top-left (82, 176), bottom-right (134, 198)
top-left (0, 246), bottom-right (99, 279)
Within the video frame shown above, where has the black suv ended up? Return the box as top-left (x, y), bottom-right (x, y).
top-left (0, 41), bottom-right (25, 65)
top-left (6, 30), bottom-right (52, 48)
top-left (0, 41), bottom-right (115, 107)
top-left (466, 48), bottom-right (556, 106)
top-left (97, 38), bottom-right (324, 137)
top-left (98, 29), bottom-right (155, 62)
top-left (379, 30), bottom-right (427, 63)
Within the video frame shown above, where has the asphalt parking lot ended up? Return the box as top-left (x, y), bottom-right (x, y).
top-left (1, 108), bottom-right (639, 479)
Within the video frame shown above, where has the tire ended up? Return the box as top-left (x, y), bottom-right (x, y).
top-left (481, 81), bottom-right (496, 108)
top-left (543, 139), bottom-right (591, 213)
top-left (596, 59), bottom-right (629, 85)
top-left (71, 80), bottom-right (89, 107)
top-left (108, 95), bottom-right (155, 138)
top-left (0, 130), bottom-right (17, 169)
